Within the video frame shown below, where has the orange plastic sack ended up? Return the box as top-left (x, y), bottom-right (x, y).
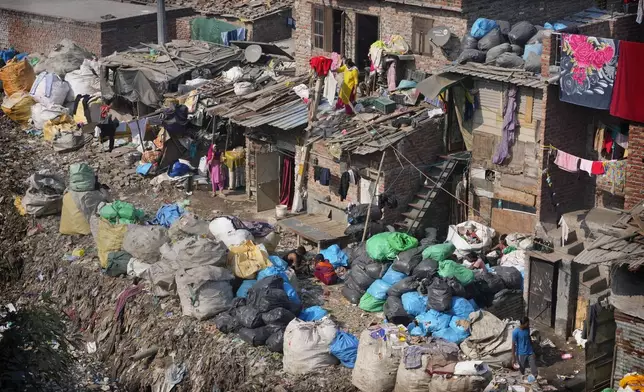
top-left (0, 59), bottom-right (36, 97)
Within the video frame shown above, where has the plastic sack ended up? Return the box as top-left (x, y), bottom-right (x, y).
top-left (394, 353), bottom-right (431, 392)
top-left (214, 312), bottom-right (241, 334)
top-left (511, 44), bottom-right (524, 56)
top-left (456, 49), bottom-right (486, 64)
top-left (416, 309), bottom-right (452, 334)
top-left (43, 113), bottom-right (75, 142)
top-left (0, 58), bottom-right (36, 97)
top-left (528, 30), bottom-right (547, 44)
top-left (402, 291), bottom-right (428, 317)
top-left (320, 244), bottom-right (349, 268)
top-left (366, 232), bottom-right (418, 261)
top-left (127, 258), bottom-right (151, 278)
top-left (235, 305), bottom-right (264, 328)
top-left (247, 276), bottom-right (300, 314)
top-left (266, 329), bottom-right (285, 352)
top-left (471, 18), bottom-right (499, 39)
top-left (2, 92), bottom-right (35, 125)
top-left (21, 171), bottom-right (65, 217)
top-left (30, 72), bottom-right (69, 107)
top-left (388, 276), bottom-right (420, 297)
top-left (365, 262), bottom-right (390, 280)
top-left (496, 20), bottom-right (511, 35)
top-left (509, 21), bottom-right (538, 46)
top-left (367, 279), bottom-right (392, 300)
top-left (262, 307), bottom-right (296, 326)
top-left (164, 237), bottom-right (229, 269)
top-left (31, 103), bottom-right (67, 130)
top-left (175, 265), bottom-right (234, 320)
top-left (352, 326), bottom-right (405, 392)
top-left (432, 317), bottom-right (470, 344)
top-left (427, 373), bottom-right (492, 392)
top-left (236, 279), bottom-right (256, 298)
top-left (461, 34), bottom-right (479, 50)
top-left (413, 258), bottom-right (439, 278)
top-left (60, 192), bottom-right (91, 235)
top-left (208, 216), bottom-right (237, 238)
top-left (525, 52), bottom-right (541, 73)
top-left (427, 278), bottom-right (453, 312)
top-left (299, 306), bottom-right (328, 322)
top-left (454, 361), bottom-right (490, 376)
top-left (381, 265), bottom-right (407, 285)
top-left (438, 260), bottom-right (475, 285)
top-left (34, 39), bottom-right (93, 77)
top-left (68, 163), bottom-right (95, 192)
top-left (347, 203), bottom-right (383, 224)
top-left (423, 243), bottom-right (455, 261)
top-left (227, 240), bottom-right (271, 279)
top-left (238, 326), bottom-right (274, 346)
top-left (486, 43), bottom-right (512, 63)
top-left (447, 221), bottom-right (495, 256)
top-left (493, 266), bottom-right (522, 290)
top-left (254, 231), bottom-right (280, 254)
top-left (478, 29), bottom-right (504, 51)
top-left (342, 285), bottom-right (364, 304)
top-left (523, 43), bottom-right (543, 60)
top-left (392, 247), bottom-right (422, 275)
top-left (349, 263), bottom-right (376, 290)
top-left (330, 331), bottom-right (360, 368)
top-left (282, 318), bottom-right (339, 374)
top-left (450, 297), bottom-right (476, 319)
top-left (446, 278), bottom-right (473, 299)
top-left (121, 225), bottom-right (168, 262)
top-left (222, 66), bottom-right (244, 82)
top-left (269, 255), bottom-right (288, 270)
top-left (359, 292), bottom-right (385, 312)
top-left (65, 59), bottom-right (100, 96)
top-left (219, 229), bottom-right (254, 248)
top-left (384, 296), bottom-right (413, 325)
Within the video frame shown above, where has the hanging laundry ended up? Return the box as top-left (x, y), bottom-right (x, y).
top-left (559, 216), bottom-right (569, 246)
top-left (579, 159), bottom-right (593, 176)
top-left (387, 62), bottom-right (397, 91)
top-left (330, 52), bottom-right (342, 71)
top-left (610, 41), bottom-right (644, 122)
top-left (310, 56), bottom-right (333, 76)
top-left (601, 160), bottom-right (626, 194)
top-left (347, 168), bottom-right (360, 185)
top-left (339, 172), bottom-right (350, 201)
top-left (492, 85), bottom-right (518, 164)
top-left (559, 34), bottom-right (619, 110)
top-left (319, 168), bottom-right (331, 186)
top-left (591, 161), bottom-right (605, 175)
top-left (323, 74), bottom-right (338, 105)
top-left (236, 28), bottom-right (247, 41)
top-left (593, 125), bottom-right (605, 153)
top-left (554, 150), bottom-right (580, 173)
top-left (638, 0), bottom-right (644, 24)
top-left (614, 131), bottom-right (628, 149)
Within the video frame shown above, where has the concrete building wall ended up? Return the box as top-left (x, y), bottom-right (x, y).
top-left (625, 124), bottom-right (644, 210)
top-left (248, 9), bottom-right (293, 43)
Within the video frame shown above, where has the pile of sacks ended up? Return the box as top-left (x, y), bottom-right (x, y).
top-left (457, 18), bottom-right (550, 73)
top-left (344, 203), bottom-right (386, 242)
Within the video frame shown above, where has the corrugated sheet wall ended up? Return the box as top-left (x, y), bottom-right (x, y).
top-left (614, 311), bottom-right (644, 387)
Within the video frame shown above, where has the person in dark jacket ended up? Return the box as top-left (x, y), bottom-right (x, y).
top-left (94, 115), bottom-right (120, 152)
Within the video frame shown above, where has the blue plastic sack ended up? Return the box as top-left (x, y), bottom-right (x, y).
top-left (136, 163), bottom-right (153, 176)
top-left (450, 296), bottom-right (476, 319)
top-left (236, 280), bottom-right (257, 298)
top-left (330, 331), bottom-right (359, 368)
top-left (320, 244), bottom-right (349, 268)
top-left (432, 316), bottom-right (470, 344)
top-left (381, 265), bottom-right (407, 285)
top-left (0, 48), bottom-right (17, 63)
top-left (468, 299), bottom-right (479, 311)
top-left (402, 292), bottom-right (428, 317)
top-left (544, 22), bottom-right (567, 31)
top-left (471, 18), bottom-right (498, 39)
top-left (15, 53), bottom-right (27, 61)
top-left (283, 280), bottom-right (300, 304)
top-left (416, 309), bottom-right (451, 333)
top-left (168, 161), bottom-right (191, 177)
top-left (257, 266), bottom-right (284, 281)
top-left (523, 43), bottom-right (543, 60)
top-left (367, 279), bottom-right (392, 300)
top-left (299, 306), bottom-right (328, 321)
top-left (269, 255), bottom-right (288, 270)
top-left (150, 204), bottom-right (184, 228)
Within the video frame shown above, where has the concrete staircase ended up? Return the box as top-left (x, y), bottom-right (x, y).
top-left (580, 264), bottom-right (611, 303)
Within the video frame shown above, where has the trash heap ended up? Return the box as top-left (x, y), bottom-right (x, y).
top-left (457, 17), bottom-right (567, 73)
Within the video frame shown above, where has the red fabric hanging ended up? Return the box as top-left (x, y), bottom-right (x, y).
top-left (309, 56), bottom-right (333, 76)
top-left (591, 161), bottom-right (605, 175)
top-left (279, 156), bottom-right (294, 209)
top-left (610, 41), bottom-right (644, 123)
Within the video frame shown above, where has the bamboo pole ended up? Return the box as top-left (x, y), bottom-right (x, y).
top-left (361, 150), bottom-right (386, 243)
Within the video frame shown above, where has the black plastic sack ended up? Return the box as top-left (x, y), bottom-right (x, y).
top-left (266, 329), bottom-right (285, 353)
top-left (412, 259), bottom-right (439, 279)
top-left (348, 204), bottom-right (383, 225)
top-left (475, 271), bottom-right (506, 294)
top-left (508, 21), bottom-right (537, 46)
top-left (495, 53), bottom-right (525, 69)
top-left (384, 296), bottom-right (413, 325)
top-left (214, 312), bottom-right (240, 334)
top-left (230, 297), bottom-right (247, 309)
top-left (446, 278), bottom-right (469, 298)
top-left (388, 276), bottom-right (420, 297)
top-left (252, 288), bottom-right (298, 314)
top-left (427, 278), bottom-right (452, 312)
top-left (524, 52), bottom-right (541, 73)
top-left (345, 223), bottom-right (385, 243)
top-left (342, 285), bottom-right (364, 304)
top-left (392, 248), bottom-right (423, 275)
top-left (485, 43), bottom-right (512, 63)
top-left (261, 307), bottom-right (296, 326)
top-left (496, 20), bottom-right (511, 35)
top-left (456, 49), bottom-right (486, 64)
top-left (494, 266), bottom-right (523, 290)
top-left (478, 28), bottom-right (505, 51)
top-left (236, 305), bottom-right (264, 329)
top-left (349, 263), bottom-right (376, 290)
top-left (365, 262), bottom-right (391, 280)
top-left (461, 34), bottom-right (479, 50)
top-left (510, 44), bottom-right (524, 56)
top-left (527, 30), bottom-right (546, 44)
top-left (238, 326), bottom-right (274, 346)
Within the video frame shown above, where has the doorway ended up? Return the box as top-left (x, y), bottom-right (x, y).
top-left (355, 13), bottom-right (379, 70)
top-left (332, 9), bottom-right (344, 54)
top-left (256, 150), bottom-right (280, 212)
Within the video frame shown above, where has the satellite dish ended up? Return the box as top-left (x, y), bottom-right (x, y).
top-left (244, 44), bottom-right (262, 63)
top-left (428, 26), bottom-right (452, 47)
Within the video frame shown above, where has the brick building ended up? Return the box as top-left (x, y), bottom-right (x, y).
top-left (291, 0), bottom-right (625, 74)
top-left (0, 0), bottom-right (193, 57)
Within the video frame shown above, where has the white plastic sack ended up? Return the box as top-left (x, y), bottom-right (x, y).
top-left (447, 221), bottom-right (496, 256)
top-left (352, 326), bottom-right (405, 392)
top-left (52, 130), bottom-right (86, 153)
top-left (220, 229), bottom-right (254, 248)
top-left (175, 265), bottom-right (234, 320)
top-left (122, 225), bottom-right (169, 262)
top-left (198, 156), bottom-right (208, 175)
top-left (499, 249), bottom-right (527, 271)
top-left (454, 361), bottom-right (490, 376)
top-left (223, 66), bottom-right (243, 82)
top-left (428, 372), bottom-right (492, 392)
top-left (31, 103), bottom-right (67, 130)
top-left (34, 39), bottom-right (93, 77)
top-left (160, 237), bottom-right (228, 268)
top-left (186, 78), bottom-right (209, 87)
top-left (21, 171), bottom-right (65, 217)
top-left (293, 84), bottom-right (309, 100)
top-left (65, 59), bottom-right (100, 97)
top-left (283, 318), bottom-right (339, 375)
top-left (30, 72), bottom-right (70, 107)
top-left (234, 82), bottom-right (254, 96)
top-left (208, 216), bottom-right (237, 238)
top-left (127, 258), bottom-right (151, 277)
top-left (146, 260), bottom-right (177, 297)
top-left (394, 354), bottom-right (431, 392)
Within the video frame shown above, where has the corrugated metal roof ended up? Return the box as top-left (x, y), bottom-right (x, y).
top-left (231, 101), bottom-right (307, 130)
top-left (441, 63), bottom-right (547, 89)
top-left (574, 234), bottom-right (644, 267)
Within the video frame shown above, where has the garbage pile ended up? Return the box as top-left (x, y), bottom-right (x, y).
top-left (457, 18), bottom-right (569, 73)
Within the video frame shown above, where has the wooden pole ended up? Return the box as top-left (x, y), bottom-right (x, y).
top-left (361, 150), bottom-right (386, 243)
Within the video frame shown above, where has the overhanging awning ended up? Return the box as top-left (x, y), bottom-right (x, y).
top-left (417, 72), bottom-right (465, 100)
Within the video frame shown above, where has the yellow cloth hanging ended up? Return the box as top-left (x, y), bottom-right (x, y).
top-left (337, 65), bottom-right (359, 104)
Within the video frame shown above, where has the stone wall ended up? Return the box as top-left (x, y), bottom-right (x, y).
top-left (248, 9), bottom-right (293, 42)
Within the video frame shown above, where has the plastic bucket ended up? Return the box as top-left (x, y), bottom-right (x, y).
top-left (275, 204), bottom-right (288, 219)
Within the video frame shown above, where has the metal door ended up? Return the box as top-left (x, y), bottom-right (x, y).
top-left (585, 305), bottom-right (616, 392)
top-left (528, 257), bottom-right (559, 327)
top-left (255, 151), bottom-right (280, 212)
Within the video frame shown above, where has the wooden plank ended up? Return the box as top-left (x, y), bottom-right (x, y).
top-left (524, 94), bottom-right (534, 124)
top-left (494, 185), bottom-right (537, 207)
top-left (576, 297), bottom-right (589, 331)
top-left (491, 209), bottom-right (537, 235)
top-left (500, 173), bottom-right (538, 195)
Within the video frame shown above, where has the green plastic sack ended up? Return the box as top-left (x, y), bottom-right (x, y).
top-left (99, 201), bottom-right (145, 225)
top-left (422, 243), bottom-right (456, 261)
top-left (438, 260), bottom-right (475, 285)
top-left (104, 251), bottom-right (131, 276)
top-left (366, 232), bottom-right (419, 261)
top-left (69, 163), bottom-right (96, 192)
top-left (359, 292), bottom-right (385, 312)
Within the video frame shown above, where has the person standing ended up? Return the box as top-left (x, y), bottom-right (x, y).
top-left (336, 59), bottom-right (359, 114)
top-left (512, 316), bottom-right (538, 378)
top-left (207, 145), bottom-right (226, 197)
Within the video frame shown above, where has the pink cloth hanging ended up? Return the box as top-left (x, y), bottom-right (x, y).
top-left (579, 159), bottom-right (593, 176)
top-left (279, 156), bottom-right (295, 208)
top-left (554, 150), bottom-right (580, 173)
